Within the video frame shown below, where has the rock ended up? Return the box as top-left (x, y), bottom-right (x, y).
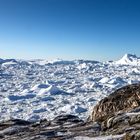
top-left (88, 83), bottom-right (140, 139)
top-left (101, 110), bottom-right (140, 131)
top-left (91, 83), bottom-right (140, 122)
top-left (0, 119), bottom-right (31, 131)
top-left (0, 115), bottom-right (100, 139)
top-left (52, 114), bottom-right (83, 125)
top-left (0, 126), bottom-right (29, 136)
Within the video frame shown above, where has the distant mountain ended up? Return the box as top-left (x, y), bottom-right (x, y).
top-left (115, 54), bottom-right (140, 66)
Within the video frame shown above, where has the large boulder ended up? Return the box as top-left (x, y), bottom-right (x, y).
top-left (91, 83), bottom-right (140, 122)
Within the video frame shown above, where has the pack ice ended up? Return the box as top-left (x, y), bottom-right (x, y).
top-left (0, 54), bottom-right (140, 122)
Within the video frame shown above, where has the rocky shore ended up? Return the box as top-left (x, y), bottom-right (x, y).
top-left (1, 83), bottom-right (140, 140)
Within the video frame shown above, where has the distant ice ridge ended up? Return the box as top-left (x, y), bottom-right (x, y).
top-left (0, 54), bottom-right (140, 122)
top-left (115, 54), bottom-right (140, 66)
top-left (28, 59), bottom-right (76, 65)
top-left (1, 53), bottom-right (140, 66)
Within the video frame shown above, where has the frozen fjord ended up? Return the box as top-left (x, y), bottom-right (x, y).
top-left (0, 54), bottom-right (140, 122)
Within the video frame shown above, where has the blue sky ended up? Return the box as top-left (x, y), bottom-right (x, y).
top-left (0, 0), bottom-right (140, 61)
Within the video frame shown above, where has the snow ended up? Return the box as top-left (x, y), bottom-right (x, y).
top-left (2, 61), bottom-right (17, 66)
top-left (74, 134), bottom-right (125, 140)
top-left (0, 54), bottom-right (140, 122)
top-left (28, 59), bottom-right (75, 66)
top-left (99, 77), bottom-right (110, 84)
top-left (115, 54), bottom-right (140, 65)
top-left (77, 63), bottom-right (87, 70)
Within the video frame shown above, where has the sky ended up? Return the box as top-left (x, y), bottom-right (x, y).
top-left (0, 0), bottom-right (140, 61)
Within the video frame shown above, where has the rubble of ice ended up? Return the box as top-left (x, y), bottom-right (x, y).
top-left (0, 54), bottom-right (140, 122)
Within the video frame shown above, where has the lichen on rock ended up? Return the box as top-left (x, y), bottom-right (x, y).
top-left (91, 83), bottom-right (140, 122)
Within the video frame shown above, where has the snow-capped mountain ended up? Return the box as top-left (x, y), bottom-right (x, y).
top-left (115, 54), bottom-right (140, 66)
top-left (0, 54), bottom-right (140, 122)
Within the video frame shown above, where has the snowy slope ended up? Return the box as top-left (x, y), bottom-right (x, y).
top-left (115, 54), bottom-right (140, 65)
top-left (0, 54), bottom-right (140, 122)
